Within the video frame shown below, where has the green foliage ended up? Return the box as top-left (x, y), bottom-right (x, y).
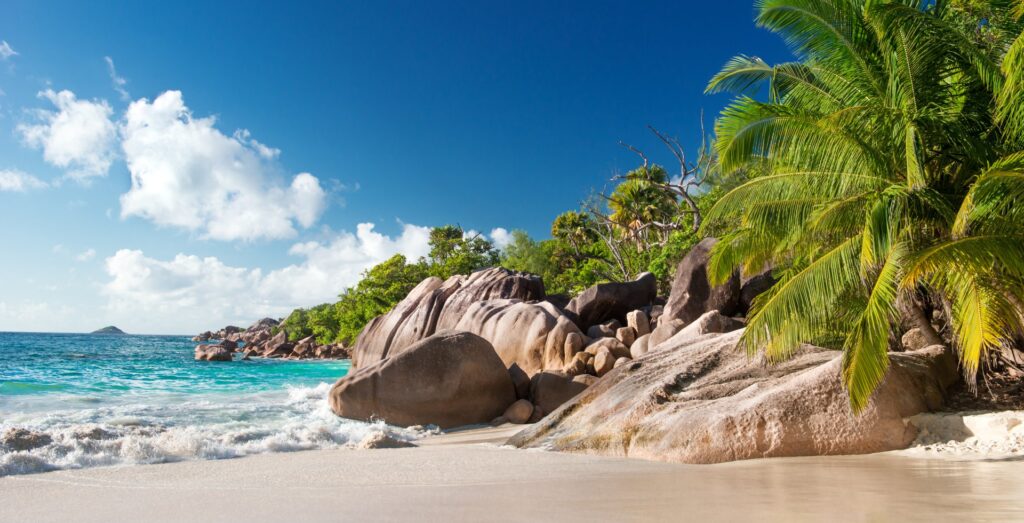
top-left (279, 308), bottom-right (312, 341)
top-left (277, 225), bottom-right (500, 346)
top-left (428, 225), bottom-right (500, 279)
top-left (704, 0), bottom-right (1024, 410)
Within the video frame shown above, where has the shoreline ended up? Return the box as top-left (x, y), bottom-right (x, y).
top-left (3, 420), bottom-right (1023, 522)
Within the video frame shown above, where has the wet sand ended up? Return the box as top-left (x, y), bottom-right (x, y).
top-left (2, 426), bottom-right (1022, 523)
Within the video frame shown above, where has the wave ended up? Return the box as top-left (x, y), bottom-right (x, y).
top-left (0, 382), bottom-right (425, 476)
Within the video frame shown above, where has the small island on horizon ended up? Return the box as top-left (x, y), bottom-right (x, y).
top-left (90, 326), bottom-right (126, 335)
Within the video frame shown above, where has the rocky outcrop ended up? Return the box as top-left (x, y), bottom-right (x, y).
top-left (194, 344), bottom-right (233, 362)
top-left (350, 276), bottom-right (460, 367)
top-left (249, 317), bottom-right (280, 331)
top-left (436, 267), bottom-right (545, 330)
top-left (330, 331), bottom-right (516, 429)
top-left (530, 371), bottom-right (590, 415)
top-left (195, 317), bottom-right (349, 361)
top-left (509, 329), bottom-right (958, 464)
top-left (453, 299), bottom-right (585, 375)
top-left (352, 267), bottom-right (548, 369)
top-left (662, 238), bottom-right (741, 326)
top-left (566, 273), bottom-right (658, 329)
top-left (650, 311), bottom-right (744, 352)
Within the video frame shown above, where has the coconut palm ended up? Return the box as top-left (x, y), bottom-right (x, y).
top-left (607, 165), bottom-right (680, 247)
top-left (703, 0), bottom-right (1024, 410)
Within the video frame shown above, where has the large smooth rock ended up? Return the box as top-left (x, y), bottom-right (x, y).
top-left (454, 299), bottom-right (584, 375)
top-left (504, 399), bottom-right (535, 424)
top-left (630, 334), bottom-right (651, 359)
top-left (650, 311), bottom-right (744, 352)
top-left (508, 330), bottom-right (958, 464)
top-left (739, 268), bottom-right (775, 314)
top-left (352, 268), bottom-right (545, 369)
top-left (436, 267), bottom-right (545, 330)
top-left (194, 345), bottom-right (233, 361)
top-left (648, 319), bottom-right (685, 348)
top-left (330, 331), bottom-right (516, 429)
top-left (566, 273), bottom-right (657, 329)
top-left (530, 371), bottom-right (590, 415)
top-left (351, 276), bottom-right (462, 368)
top-left (593, 349), bottom-right (616, 376)
top-left (662, 238), bottom-right (741, 325)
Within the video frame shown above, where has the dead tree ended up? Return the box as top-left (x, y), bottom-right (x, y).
top-left (616, 124), bottom-right (715, 234)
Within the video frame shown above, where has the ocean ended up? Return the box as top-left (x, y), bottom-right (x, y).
top-left (0, 332), bottom-right (420, 476)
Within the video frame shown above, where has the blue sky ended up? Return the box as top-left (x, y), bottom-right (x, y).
top-left (0, 1), bottom-right (789, 334)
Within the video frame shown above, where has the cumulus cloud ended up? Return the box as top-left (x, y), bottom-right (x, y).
top-left (75, 248), bottom-right (96, 262)
top-left (102, 222), bottom-right (432, 330)
top-left (17, 89), bottom-right (118, 181)
top-left (0, 41), bottom-right (16, 60)
top-left (104, 56), bottom-right (130, 101)
top-left (118, 90), bottom-right (327, 241)
top-left (0, 169), bottom-right (48, 191)
top-left (489, 227), bottom-right (512, 249)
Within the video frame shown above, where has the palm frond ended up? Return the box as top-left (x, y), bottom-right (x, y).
top-left (743, 234), bottom-right (863, 361)
top-left (843, 242), bottom-right (905, 412)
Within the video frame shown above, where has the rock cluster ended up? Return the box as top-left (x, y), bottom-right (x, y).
top-left (192, 317), bottom-right (350, 362)
top-left (324, 237), bottom-right (963, 464)
top-left (336, 249), bottom-right (759, 429)
top-left (332, 330), bottom-right (611, 429)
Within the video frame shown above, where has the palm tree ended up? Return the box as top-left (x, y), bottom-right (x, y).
top-left (606, 165), bottom-right (680, 248)
top-left (703, 0), bottom-right (1024, 410)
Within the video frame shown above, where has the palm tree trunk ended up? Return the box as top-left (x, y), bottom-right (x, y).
top-left (899, 296), bottom-right (945, 347)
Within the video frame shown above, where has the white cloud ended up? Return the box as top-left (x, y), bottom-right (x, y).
top-left (119, 90), bottom-right (327, 241)
top-left (104, 56), bottom-right (130, 101)
top-left (0, 41), bottom-right (16, 60)
top-left (102, 222), bottom-right (432, 331)
top-left (75, 248), bottom-right (96, 262)
top-left (0, 169), bottom-right (48, 191)
top-left (489, 227), bottom-right (512, 249)
top-left (17, 89), bottom-right (118, 181)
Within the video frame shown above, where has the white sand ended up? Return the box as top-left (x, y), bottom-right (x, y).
top-left (902, 410), bottom-right (1024, 459)
top-left (2, 423), bottom-right (1023, 523)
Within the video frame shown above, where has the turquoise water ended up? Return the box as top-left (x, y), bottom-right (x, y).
top-left (0, 332), bottom-right (419, 476)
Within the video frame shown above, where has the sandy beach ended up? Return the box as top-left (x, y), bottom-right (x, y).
top-left (2, 425), bottom-right (1022, 523)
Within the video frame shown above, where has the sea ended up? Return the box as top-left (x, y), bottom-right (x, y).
top-left (0, 332), bottom-right (421, 476)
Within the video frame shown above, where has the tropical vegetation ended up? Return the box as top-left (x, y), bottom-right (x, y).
top-left (702, 0), bottom-right (1024, 409)
top-left (279, 226), bottom-right (498, 344)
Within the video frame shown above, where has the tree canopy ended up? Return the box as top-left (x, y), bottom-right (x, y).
top-left (703, 0), bottom-right (1024, 410)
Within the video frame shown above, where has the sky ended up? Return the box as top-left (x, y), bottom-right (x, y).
top-left (0, 1), bottom-right (790, 334)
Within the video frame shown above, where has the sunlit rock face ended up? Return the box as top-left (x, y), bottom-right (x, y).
top-left (509, 330), bottom-right (958, 464)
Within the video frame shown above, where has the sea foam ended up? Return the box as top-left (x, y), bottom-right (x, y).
top-left (0, 382), bottom-right (424, 476)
